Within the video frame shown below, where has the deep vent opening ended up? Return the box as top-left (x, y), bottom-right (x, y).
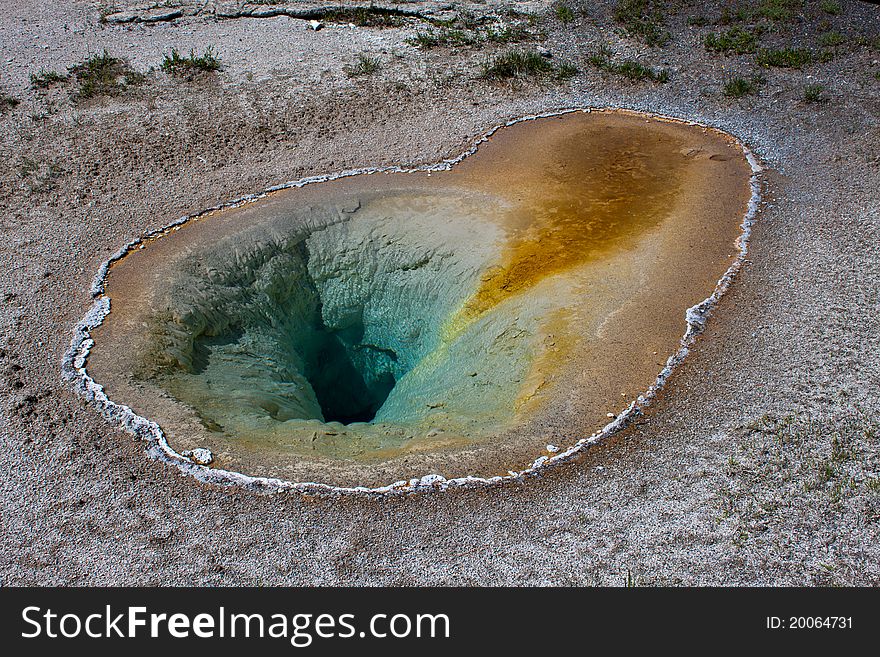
top-left (181, 232), bottom-right (436, 428)
top-left (159, 194), bottom-right (501, 434)
top-left (290, 240), bottom-right (408, 425)
top-left (305, 320), bottom-right (399, 424)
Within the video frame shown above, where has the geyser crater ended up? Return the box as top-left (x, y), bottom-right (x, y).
top-left (67, 109), bottom-right (761, 494)
top-left (152, 188), bottom-right (521, 446)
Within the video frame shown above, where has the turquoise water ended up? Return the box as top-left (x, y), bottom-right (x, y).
top-left (144, 188), bottom-right (553, 457)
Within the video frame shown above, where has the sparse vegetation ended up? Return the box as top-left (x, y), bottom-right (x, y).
top-left (30, 69), bottom-right (69, 89)
top-left (17, 156), bottom-right (64, 193)
top-left (804, 83), bottom-right (827, 103)
top-left (428, 10), bottom-right (489, 31)
top-left (0, 93), bottom-right (19, 112)
top-left (757, 47), bottom-right (812, 68)
top-left (705, 27), bottom-right (758, 54)
top-left (479, 49), bottom-right (576, 83)
top-left (818, 31), bottom-right (845, 48)
top-left (718, 6), bottom-right (753, 25)
top-left (612, 0), bottom-right (670, 47)
top-left (409, 29), bottom-right (479, 49)
top-left (624, 569), bottom-right (642, 587)
top-left (344, 53), bottom-right (381, 78)
top-left (322, 7), bottom-right (404, 27)
top-left (481, 49), bottom-right (554, 79)
top-left (161, 47), bottom-right (222, 78)
top-left (723, 74), bottom-right (763, 97)
top-left (18, 157), bottom-right (38, 178)
top-left (857, 35), bottom-right (880, 52)
top-left (588, 45), bottom-right (670, 82)
top-left (718, 0), bottom-right (808, 26)
top-left (68, 51), bottom-right (143, 99)
top-left (757, 0), bottom-right (803, 23)
top-left (718, 409), bottom-right (880, 572)
top-left (556, 61), bottom-right (579, 80)
top-left (485, 25), bottom-right (531, 44)
top-left (820, 1), bottom-right (841, 16)
top-left (554, 2), bottom-right (575, 24)
top-left (408, 11), bottom-right (535, 50)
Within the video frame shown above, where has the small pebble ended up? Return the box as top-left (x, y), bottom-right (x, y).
top-left (184, 448), bottom-right (213, 465)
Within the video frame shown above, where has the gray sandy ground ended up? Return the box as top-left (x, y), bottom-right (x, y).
top-left (0, 0), bottom-right (878, 585)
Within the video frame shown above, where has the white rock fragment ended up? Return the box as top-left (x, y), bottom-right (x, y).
top-left (546, 444), bottom-right (559, 453)
top-left (183, 448), bottom-right (214, 465)
top-left (308, 20), bottom-right (323, 31)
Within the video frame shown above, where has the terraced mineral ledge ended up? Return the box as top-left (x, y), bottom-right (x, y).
top-left (85, 110), bottom-right (754, 489)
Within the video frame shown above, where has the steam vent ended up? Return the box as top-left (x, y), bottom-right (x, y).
top-left (86, 110), bottom-right (755, 489)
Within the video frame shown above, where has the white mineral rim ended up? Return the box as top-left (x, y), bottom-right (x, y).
top-left (61, 107), bottom-right (764, 498)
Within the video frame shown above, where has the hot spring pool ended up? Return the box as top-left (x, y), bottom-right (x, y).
top-left (79, 109), bottom-right (757, 490)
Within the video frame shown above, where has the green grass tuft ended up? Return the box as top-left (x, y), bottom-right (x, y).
top-left (68, 51), bottom-right (142, 99)
top-left (718, 7), bottom-right (753, 25)
top-left (554, 3), bottom-right (575, 24)
top-left (0, 93), bottom-right (19, 112)
top-left (757, 0), bottom-right (803, 23)
top-left (479, 49), bottom-right (575, 83)
top-left (724, 77), bottom-right (755, 97)
top-left (804, 83), bottom-right (828, 103)
top-left (482, 49), bottom-right (554, 79)
top-left (556, 61), bottom-right (579, 80)
top-left (857, 35), bottom-right (880, 52)
top-left (321, 7), bottom-right (404, 27)
top-left (588, 46), bottom-right (670, 83)
top-left (705, 28), bottom-right (758, 54)
top-left (344, 53), bottom-right (381, 78)
top-left (820, 1), bottom-right (841, 16)
top-left (757, 47), bottom-right (812, 68)
top-left (612, 0), bottom-right (670, 47)
top-left (30, 69), bottom-right (69, 89)
top-left (818, 31), bottom-right (845, 48)
top-left (161, 47), bottom-right (222, 78)
top-left (723, 74), bottom-right (765, 97)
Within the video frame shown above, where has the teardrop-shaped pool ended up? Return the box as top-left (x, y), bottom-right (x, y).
top-left (81, 109), bottom-right (757, 490)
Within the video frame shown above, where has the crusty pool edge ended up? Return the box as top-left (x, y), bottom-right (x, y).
top-left (61, 107), bottom-right (764, 498)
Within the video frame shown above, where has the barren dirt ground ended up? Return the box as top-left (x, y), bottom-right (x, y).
top-left (1, 0), bottom-right (879, 585)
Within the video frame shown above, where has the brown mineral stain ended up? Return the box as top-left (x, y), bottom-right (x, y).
top-left (444, 113), bottom-right (688, 333)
